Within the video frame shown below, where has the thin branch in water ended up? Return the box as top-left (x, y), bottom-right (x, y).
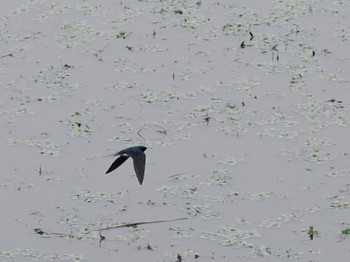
top-left (97, 217), bottom-right (188, 231)
top-left (99, 231), bottom-right (106, 247)
top-left (138, 128), bottom-right (145, 141)
top-left (34, 228), bottom-right (72, 238)
top-left (271, 44), bottom-right (279, 62)
top-left (138, 126), bottom-right (167, 141)
top-left (199, 113), bottom-right (212, 125)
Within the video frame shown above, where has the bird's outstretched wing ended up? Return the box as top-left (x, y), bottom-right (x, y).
top-left (105, 155), bottom-right (129, 174)
top-left (131, 152), bottom-right (146, 185)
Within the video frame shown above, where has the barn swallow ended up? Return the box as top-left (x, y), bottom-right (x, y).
top-left (105, 146), bottom-right (147, 185)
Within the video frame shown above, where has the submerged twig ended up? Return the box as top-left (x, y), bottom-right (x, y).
top-left (99, 231), bottom-right (106, 247)
top-left (34, 217), bottom-right (188, 242)
top-left (97, 217), bottom-right (188, 231)
top-left (34, 228), bottom-right (72, 238)
top-left (169, 171), bottom-right (191, 178)
top-left (138, 128), bottom-right (145, 141)
top-left (199, 113), bottom-right (212, 125)
top-left (138, 126), bottom-right (167, 141)
top-left (271, 44), bottom-right (279, 62)
top-left (156, 126), bottom-right (167, 137)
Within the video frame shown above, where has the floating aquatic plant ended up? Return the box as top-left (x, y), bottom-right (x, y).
top-left (201, 224), bottom-right (260, 248)
top-left (260, 212), bottom-right (301, 228)
top-left (72, 189), bottom-right (127, 204)
top-left (8, 137), bottom-right (60, 156)
top-left (0, 249), bottom-right (86, 261)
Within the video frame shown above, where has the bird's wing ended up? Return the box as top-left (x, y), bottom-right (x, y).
top-left (131, 151), bottom-right (146, 185)
top-left (105, 155), bottom-right (129, 174)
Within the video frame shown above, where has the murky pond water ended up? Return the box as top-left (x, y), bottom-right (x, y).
top-left (1, 0), bottom-right (350, 261)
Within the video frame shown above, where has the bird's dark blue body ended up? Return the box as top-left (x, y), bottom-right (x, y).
top-left (106, 146), bottom-right (147, 185)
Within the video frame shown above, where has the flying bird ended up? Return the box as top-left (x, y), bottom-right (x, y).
top-left (105, 146), bottom-right (147, 185)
